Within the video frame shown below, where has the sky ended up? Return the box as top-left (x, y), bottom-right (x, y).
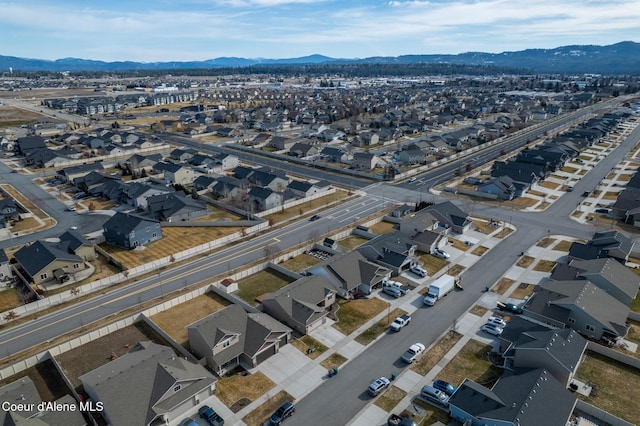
top-left (1, 0), bottom-right (639, 62)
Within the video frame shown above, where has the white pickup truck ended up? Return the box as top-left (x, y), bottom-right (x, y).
top-left (390, 314), bottom-right (411, 332)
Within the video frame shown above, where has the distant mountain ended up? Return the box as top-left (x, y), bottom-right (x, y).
top-left (1, 42), bottom-right (639, 74)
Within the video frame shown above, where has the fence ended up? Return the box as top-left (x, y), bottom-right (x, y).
top-left (574, 400), bottom-right (635, 426)
top-left (254, 188), bottom-right (337, 217)
top-left (586, 341), bottom-right (640, 370)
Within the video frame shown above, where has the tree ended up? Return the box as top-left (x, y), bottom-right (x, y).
top-left (3, 310), bottom-right (19, 322)
top-left (88, 201), bottom-right (96, 212)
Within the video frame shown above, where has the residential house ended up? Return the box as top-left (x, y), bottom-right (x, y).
top-left (448, 368), bottom-right (576, 426)
top-left (211, 176), bottom-right (248, 201)
top-left (169, 148), bottom-right (198, 162)
top-left (248, 170), bottom-right (289, 192)
top-left (13, 239), bottom-right (88, 285)
top-left (399, 210), bottom-right (441, 238)
top-left (320, 146), bottom-right (349, 163)
top-left (213, 153), bottom-right (239, 170)
top-left (267, 136), bottom-right (295, 151)
top-left (571, 230), bottom-right (635, 264)
top-left (307, 251), bottom-right (391, 298)
top-left (352, 152), bottom-right (382, 170)
top-left (288, 142), bottom-right (318, 158)
top-left (0, 248), bottom-right (12, 281)
top-left (0, 376), bottom-right (87, 426)
top-left (188, 304), bottom-right (292, 375)
top-left (477, 176), bottom-right (517, 200)
top-left (248, 187), bottom-right (282, 211)
top-left (412, 229), bottom-right (448, 256)
top-left (612, 187), bottom-right (640, 222)
top-left (80, 341), bottom-right (217, 426)
top-left (522, 280), bottom-right (630, 340)
top-left (25, 148), bottom-right (70, 168)
top-left (154, 162), bottom-right (195, 185)
top-left (551, 258), bottom-right (640, 305)
top-left (102, 212), bottom-right (162, 249)
top-left (57, 162), bottom-right (104, 184)
top-left (395, 147), bottom-right (426, 166)
top-left (123, 153), bottom-right (162, 175)
top-left (75, 171), bottom-right (121, 193)
top-left (58, 229), bottom-right (96, 261)
top-left (262, 275), bottom-right (336, 334)
top-left (0, 199), bottom-right (19, 227)
top-left (193, 175), bottom-right (218, 191)
top-left (146, 193), bottom-right (208, 222)
top-left (15, 136), bottom-right (47, 156)
top-left (120, 182), bottom-right (172, 209)
top-left (419, 201), bottom-right (472, 234)
top-left (357, 231), bottom-right (417, 275)
top-left (287, 180), bottom-right (321, 198)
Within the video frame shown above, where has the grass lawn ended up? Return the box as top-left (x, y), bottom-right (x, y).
top-left (263, 190), bottom-right (348, 224)
top-left (631, 293), bottom-right (640, 313)
top-left (150, 292), bottom-right (229, 349)
top-left (278, 253), bottom-right (321, 272)
top-left (536, 237), bottom-right (556, 248)
top-left (355, 307), bottom-right (407, 345)
top-left (418, 252), bottom-right (450, 276)
top-left (553, 240), bottom-right (574, 252)
top-left (602, 191), bottom-right (621, 200)
top-left (339, 236), bottom-right (369, 250)
top-left (0, 288), bottom-right (22, 312)
top-left (103, 225), bottom-right (241, 269)
top-left (216, 371), bottom-right (276, 408)
top-left (242, 390), bottom-right (293, 426)
top-left (374, 385), bottom-right (407, 411)
top-left (576, 351), bottom-right (640, 424)
top-left (413, 399), bottom-right (451, 426)
top-left (448, 238), bottom-right (471, 252)
top-left (369, 221), bottom-right (397, 234)
top-left (437, 340), bottom-right (502, 388)
top-left (290, 335), bottom-right (328, 360)
top-left (236, 269), bottom-right (294, 305)
top-left (320, 353), bottom-right (348, 370)
top-left (333, 298), bottom-right (389, 336)
top-left (411, 331), bottom-right (463, 376)
top-left (532, 259), bottom-right (556, 272)
top-left (471, 246), bottom-right (488, 256)
top-left (527, 189), bottom-right (547, 197)
top-left (538, 181), bottom-right (560, 190)
top-left (562, 166), bottom-right (578, 173)
top-left (472, 220), bottom-right (495, 234)
top-left (516, 255), bottom-right (535, 268)
top-left (494, 228), bottom-right (514, 238)
top-left (511, 197), bottom-right (538, 208)
top-left (447, 264), bottom-right (466, 276)
top-left (492, 278), bottom-right (515, 295)
top-left (469, 305), bottom-right (489, 316)
top-left (2, 184), bottom-right (49, 220)
top-left (510, 283), bottom-right (536, 299)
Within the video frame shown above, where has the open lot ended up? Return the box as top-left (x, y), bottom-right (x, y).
top-left (437, 340), bottom-right (502, 388)
top-left (216, 371), bottom-right (275, 410)
top-left (339, 235), bottom-right (369, 250)
top-left (56, 321), bottom-right (172, 389)
top-left (369, 220), bottom-right (397, 235)
top-left (150, 292), bottom-right (229, 350)
top-left (236, 269), bottom-right (295, 306)
top-left (0, 288), bottom-right (22, 311)
top-left (576, 351), bottom-right (640, 424)
top-left (0, 106), bottom-right (48, 127)
top-left (333, 297), bottom-right (389, 335)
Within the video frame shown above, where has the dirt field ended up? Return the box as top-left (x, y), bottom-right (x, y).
top-left (0, 359), bottom-right (71, 402)
top-left (56, 322), bottom-right (173, 389)
top-left (150, 292), bottom-right (229, 349)
top-left (0, 106), bottom-right (49, 127)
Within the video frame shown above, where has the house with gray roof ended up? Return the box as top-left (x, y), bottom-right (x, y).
top-left (500, 328), bottom-right (587, 387)
top-left (121, 182), bottom-right (172, 209)
top-left (0, 248), bottom-right (11, 282)
top-left (551, 258), bottom-right (640, 305)
top-left (57, 162), bottom-right (104, 184)
top-left (477, 175), bottom-right (517, 200)
top-left (287, 180), bottom-right (322, 198)
top-left (146, 193), bottom-right (208, 222)
top-left (193, 175), bottom-right (218, 191)
top-left (13, 239), bottom-right (87, 285)
top-left (523, 280), bottom-right (630, 340)
top-left (351, 152), bottom-right (381, 170)
top-left (587, 230), bottom-right (635, 263)
top-left (307, 251), bottom-right (391, 298)
top-left (262, 275), bottom-right (336, 334)
top-left (123, 153), bottom-right (162, 174)
top-left (410, 201), bottom-right (472, 234)
top-left (448, 368), bottom-right (576, 426)
top-left (211, 176), bottom-right (248, 201)
top-left (356, 231), bottom-right (417, 275)
top-left (0, 199), bottom-right (19, 228)
top-left (58, 229), bottom-right (96, 261)
top-left (153, 162), bottom-right (195, 185)
top-left (248, 187), bottom-right (282, 211)
top-left (188, 304), bottom-right (292, 376)
top-left (80, 341), bottom-right (216, 426)
top-left (0, 376), bottom-right (87, 426)
top-left (102, 212), bottom-right (162, 249)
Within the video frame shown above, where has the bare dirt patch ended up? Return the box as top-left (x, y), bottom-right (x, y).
top-left (320, 353), bottom-right (348, 370)
top-left (532, 259), bottom-right (556, 272)
top-left (469, 305), bottom-right (489, 316)
top-left (369, 220), bottom-right (397, 235)
top-left (150, 292), bottom-right (230, 349)
top-left (278, 253), bottom-right (321, 272)
top-left (339, 236), bottom-right (369, 250)
top-left (510, 283), bottom-right (536, 299)
top-left (216, 371), bottom-right (275, 408)
top-left (492, 278), bottom-right (516, 295)
top-left (236, 269), bottom-right (295, 306)
top-left (0, 106), bottom-right (48, 127)
top-left (516, 255), bottom-right (535, 268)
top-left (471, 246), bottom-right (488, 256)
top-left (536, 237), bottom-right (556, 248)
top-left (289, 335), bottom-right (328, 359)
top-left (375, 385), bottom-right (407, 411)
top-left (494, 227), bottom-right (514, 238)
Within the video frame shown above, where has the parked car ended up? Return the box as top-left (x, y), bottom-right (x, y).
top-left (566, 186), bottom-right (574, 192)
top-left (420, 385), bottom-right (449, 406)
top-left (581, 191), bottom-right (590, 197)
top-left (408, 177), bottom-right (417, 183)
top-left (73, 191), bottom-right (87, 199)
top-left (486, 316), bottom-right (507, 328)
top-left (433, 249), bottom-right (450, 259)
top-left (309, 214), bottom-right (320, 221)
top-left (409, 265), bottom-right (427, 277)
top-left (481, 323), bottom-right (503, 336)
top-left (433, 379), bottom-right (457, 396)
top-left (368, 377), bottom-right (391, 396)
top-left (67, 205), bottom-right (76, 211)
top-left (198, 406), bottom-right (224, 426)
top-left (497, 301), bottom-right (523, 314)
top-left (595, 208), bottom-right (609, 214)
top-left (401, 343), bottom-right (426, 363)
top-left (382, 286), bottom-right (403, 298)
top-left (179, 419), bottom-right (198, 426)
top-left (270, 402), bottom-right (295, 425)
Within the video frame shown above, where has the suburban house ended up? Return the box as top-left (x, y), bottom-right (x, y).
top-left (211, 176), bottom-right (248, 201)
top-left (288, 142), bottom-right (318, 158)
top-left (25, 148), bottom-right (70, 168)
top-left (0, 376), bottom-right (86, 426)
top-left (154, 162), bottom-right (195, 185)
top-left (356, 231), bottom-right (417, 275)
top-left (568, 231), bottom-right (635, 264)
top-left (395, 146), bottom-right (426, 165)
top-left (399, 210), bottom-right (442, 237)
top-left (15, 135), bottom-right (47, 155)
top-left (550, 258), bottom-right (640, 305)
top-left (307, 251), bottom-right (391, 298)
top-left (248, 187), bottom-right (282, 212)
top-left (448, 368), bottom-right (576, 426)
top-left (419, 201), bottom-right (472, 234)
top-left (412, 229), bottom-right (448, 255)
top-left (477, 176), bottom-right (517, 200)
top-left (0, 199), bottom-right (20, 227)
top-left (169, 148), bottom-right (198, 162)
top-left (612, 187), bottom-right (640, 224)
top-left (123, 153), bottom-right (162, 174)
top-left (193, 175), bottom-right (218, 191)
top-left (248, 170), bottom-right (289, 191)
top-left (74, 171), bottom-right (121, 194)
top-left (320, 146), bottom-right (349, 163)
top-left (120, 182), bottom-right (173, 209)
top-left (213, 153), bottom-right (239, 170)
top-left (146, 193), bottom-right (208, 222)
top-left (57, 162), bottom-right (105, 184)
top-left (262, 275), bottom-right (336, 334)
top-left (0, 248), bottom-right (11, 282)
top-left (102, 212), bottom-right (162, 249)
top-left (188, 304), bottom-right (292, 376)
top-left (522, 280), bottom-right (630, 340)
top-left (79, 341), bottom-right (217, 426)
top-left (58, 229), bottom-right (96, 261)
top-left (351, 152), bottom-right (381, 170)
top-left (13, 238), bottom-right (88, 285)
top-left (287, 180), bottom-right (321, 198)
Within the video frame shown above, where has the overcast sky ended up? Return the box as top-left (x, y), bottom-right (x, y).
top-left (1, 0), bottom-right (638, 62)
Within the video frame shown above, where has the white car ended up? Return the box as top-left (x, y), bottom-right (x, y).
top-left (67, 205), bottom-right (76, 211)
top-left (408, 177), bottom-right (417, 183)
top-left (481, 323), bottom-right (503, 336)
top-left (367, 377), bottom-right (391, 396)
top-left (401, 343), bottom-right (426, 363)
top-left (433, 249), bottom-right (450, 259)
top-left (486, 316), bottom-right (507, 328)
top-left (410, 265), bottom-right (427, 277)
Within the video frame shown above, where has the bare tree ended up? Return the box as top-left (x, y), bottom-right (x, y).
top-left (3, 310), bottom-right (19, 322)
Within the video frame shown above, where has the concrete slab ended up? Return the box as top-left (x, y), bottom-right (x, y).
top-left (456, 312), bottom-right (483, 335)
top-left (337, 339), bottom-right (365, 359)
top-left (253, 344), bottom-right (309, 384)
top-left (310, 322), bottom-right (346, 347)
top-left (284, 364), bottom-right (327, 399)
top-left (348, 403), bottom-right (388, 426)
top-left (392, 369), bottom-right (423, 394)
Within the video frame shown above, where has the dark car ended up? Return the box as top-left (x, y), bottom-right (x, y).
top-left (581, 191), bottom-right (590, 197)
top-left (309, 214), bottom-right (320, 221)
top-left (595, 208), bottom-right (609, 214)
top-left (433, 379), bottom-right (458, 396)
top-left (198, 406), bottom-right (224, 426)
top-left (498, 302), bottom-right (523, 315)
top-left (270, 402), bottom-right (295, 425)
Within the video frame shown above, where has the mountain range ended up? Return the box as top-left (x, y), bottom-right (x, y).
top-left (1, 41), bottom-right (639, 74)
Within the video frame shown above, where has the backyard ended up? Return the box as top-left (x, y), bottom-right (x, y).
top-left (215, 371), bottom-right (275, 411)
top-left (236, 269), bottom-right (295, 305)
